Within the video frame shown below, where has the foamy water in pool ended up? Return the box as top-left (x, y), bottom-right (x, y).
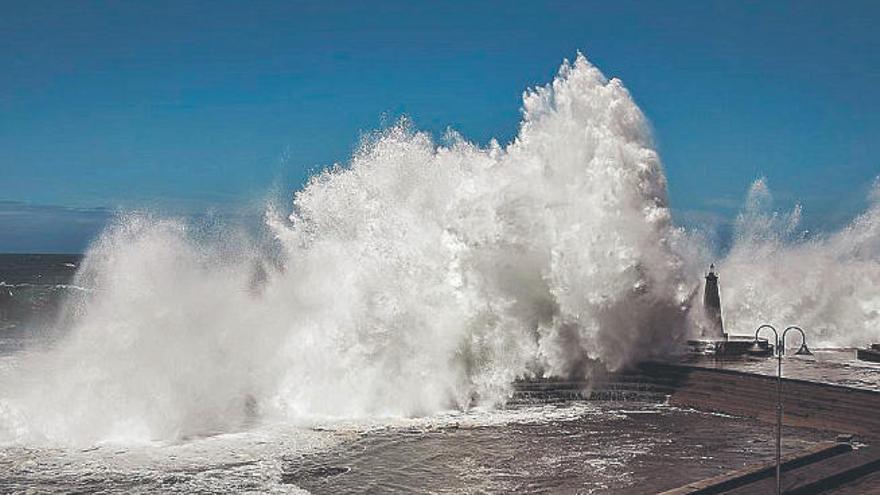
top-left (0, 402), bottom-right (829, 494)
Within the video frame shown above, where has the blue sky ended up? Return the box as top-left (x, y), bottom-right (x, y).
top-left (2, 1), bottom-right (879, 252)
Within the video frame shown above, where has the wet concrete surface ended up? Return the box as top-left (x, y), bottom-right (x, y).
top-left (827, 469), bottom-right (880, 494)
top-left (684, 349), bottom-right (880, 392)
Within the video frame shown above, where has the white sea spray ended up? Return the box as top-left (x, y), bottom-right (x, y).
top-left (1, 54), bottom-right (877, 446)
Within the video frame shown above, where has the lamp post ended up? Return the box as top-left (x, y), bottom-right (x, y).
top-left (753, 324), bottom-right (813, 495)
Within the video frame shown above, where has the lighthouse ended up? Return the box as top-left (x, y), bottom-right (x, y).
top-left (686, 264), bottom-right (771, 356)
top-left (703, 264), bottom-right (726, 340)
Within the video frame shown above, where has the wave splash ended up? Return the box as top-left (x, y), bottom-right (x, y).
top-left (0, 54), bottom-right (694, 444)
top-left (720, 178), bottom-right (880, 346)
top-left (0, 54), bottom-right (877, 445)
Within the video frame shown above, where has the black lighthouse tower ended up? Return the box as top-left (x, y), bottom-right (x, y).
top-left (687, 264), bottom-right (771, 355)
top-left (703, 264), bottom-right (726, 340)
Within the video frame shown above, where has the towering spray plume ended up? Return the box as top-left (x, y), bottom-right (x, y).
top-left (0, 54), bottom-right (694, 444)
top-left (1, 54), bottom-right (877, 447)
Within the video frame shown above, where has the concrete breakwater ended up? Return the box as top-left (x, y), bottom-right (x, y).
top-left (641, 362), bottom-right (880, 439)
top-left (514, 362), bottom-right (880, 439)
top-left (511, 361), bottom-right (880, 493)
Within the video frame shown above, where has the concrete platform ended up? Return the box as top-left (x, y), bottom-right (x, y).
top-left (638, 361), bottom-right (880, 439)
top-left (658, 441), bottom-right (851, 494)
top-left (857, 345), bottom-right (880, 363)
top-left (682, 349), bottom-right (880, 393)
top-left (725, 444), bottom-right (880, 494)
top-left (513, 355), bottom-right (880, 493)
top-left (636, 360), bottom-right (880, 493)
top-left (686, 336), bottom-right (773, 358)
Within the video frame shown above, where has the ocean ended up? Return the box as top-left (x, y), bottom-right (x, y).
top-left (0, 254), bottom-right (82, 354)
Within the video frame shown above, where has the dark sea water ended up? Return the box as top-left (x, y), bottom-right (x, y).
top-left (0, 254), bottom-right (82, 353)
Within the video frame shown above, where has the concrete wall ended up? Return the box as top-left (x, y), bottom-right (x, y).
top-left (639, 363), bottom-right (880, 439)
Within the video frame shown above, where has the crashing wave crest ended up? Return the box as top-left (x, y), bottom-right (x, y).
top-left (1, 54), bottom-right (877, 445)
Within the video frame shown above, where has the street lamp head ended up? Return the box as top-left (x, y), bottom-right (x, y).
top-left (795, 341), bottom-right (813, 356)
top-left (754, 324), bottom-right (779, 356)
top-left (783, 325), bottom-right (812, 357)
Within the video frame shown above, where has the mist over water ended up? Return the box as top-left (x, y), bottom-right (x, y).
top-left (0, 54), bottom-right (877, 446)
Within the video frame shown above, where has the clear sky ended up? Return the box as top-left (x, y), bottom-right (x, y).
top-left (2, 1), bottom-right (879, 252)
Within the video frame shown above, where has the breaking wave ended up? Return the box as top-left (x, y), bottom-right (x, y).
top-left (0, 54), bottom-right (877, 445)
